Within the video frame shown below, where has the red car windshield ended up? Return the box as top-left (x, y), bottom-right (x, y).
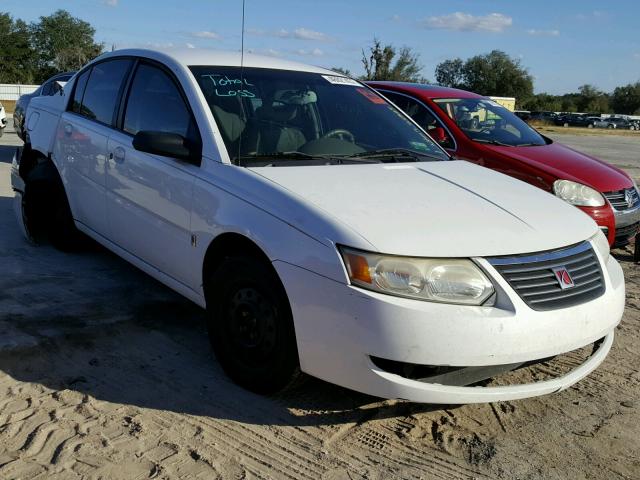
top-left (433, 98), bottom-right (546, 147)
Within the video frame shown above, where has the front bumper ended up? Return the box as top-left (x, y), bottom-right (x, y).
top-left (611, 205), bottom-right (640, 247)
top-left (274, 244), bottom-right (624, 403)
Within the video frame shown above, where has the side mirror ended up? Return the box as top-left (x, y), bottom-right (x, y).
top-left (430, 126), bottom-right (449, 145)
top-left (132, 131), bottom-right (200, 164)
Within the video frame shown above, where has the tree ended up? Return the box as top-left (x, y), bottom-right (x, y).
top-left (360, 38), bottom-right (425, 82)
top-left (434, 58), bottom-right (465, 88)
top-left (521, 93), bottom-right (562, 112)
top-left (0, 13), bottom-right (36, 83)
top-left (576, 84), bottom-right (609, 113)
top-left (434, 50), bottom-right (533, 105)
top-left (610, 82), bottom-right (640, 115)
top-left (30, 9), bottom-right (103, 81)
top-left (461, 50), bottom-right (534, 101)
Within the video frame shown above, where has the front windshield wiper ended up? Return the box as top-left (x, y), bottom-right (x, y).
top-left (345, 148), bottom-right (444, 162)
top-left (236, 151), bottom-right (381, 166)
top-left (472, 138), bottom-right (513, 147)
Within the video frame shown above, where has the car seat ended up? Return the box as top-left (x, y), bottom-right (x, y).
top-left (254, 102), bottom-right (306, 153)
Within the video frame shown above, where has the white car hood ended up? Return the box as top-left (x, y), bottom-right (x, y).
top-left (251, 160), bottom-right (598, 258)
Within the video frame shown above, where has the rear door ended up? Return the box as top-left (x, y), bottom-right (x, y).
top-left (105, 60), bottom-right (202, 286)
top-left (55, 59), bottom-right (132, 236)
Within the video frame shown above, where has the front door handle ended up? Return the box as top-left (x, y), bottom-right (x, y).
top-left (113, 146), bottom-right (126, 163)
top-left (63, 123), bottom-right (73, 136)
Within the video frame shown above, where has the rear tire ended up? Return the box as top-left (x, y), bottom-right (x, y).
top-left (24, 162), bottom-right (86, 251)
top-left (205, 256), bottom-right (300, 394)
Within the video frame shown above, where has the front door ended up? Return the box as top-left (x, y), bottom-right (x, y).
top-left (105, 61), bottom-right (202, 287)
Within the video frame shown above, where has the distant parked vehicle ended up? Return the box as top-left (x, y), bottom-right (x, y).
top-left (555, 113), bottom-right (593, 128)
top-left (529, 111), bottom-right (557, 122)
top-left (593, 117), bottom-right (636, 130)
top-left (13, 72), bottom-right (75, 141)
top-left (0, 102), bottom-right (6, 137)
top-left (514, 110), bottom-right (531, 121)
top-left (585, 116), bottom-right (602, 128)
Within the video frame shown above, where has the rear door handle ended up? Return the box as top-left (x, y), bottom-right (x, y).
top-left (113, 146), bottom-right (126, 163)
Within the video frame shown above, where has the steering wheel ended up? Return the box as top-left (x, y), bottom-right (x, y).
top-left (321, 129), bottom-right (355, 143)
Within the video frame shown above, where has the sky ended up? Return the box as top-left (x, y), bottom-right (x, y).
top-left (3, 0), bottom-right (640, 95)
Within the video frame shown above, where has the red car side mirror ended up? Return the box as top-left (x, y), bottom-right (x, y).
top-left (430, 127), bottom-right (449, 145)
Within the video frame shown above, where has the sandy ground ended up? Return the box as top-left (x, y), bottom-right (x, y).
top-left (0, 120), bottom-right (639, 479)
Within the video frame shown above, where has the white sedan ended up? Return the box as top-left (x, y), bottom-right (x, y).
top-left (12, 48), bottom-right (624, 403)
top-left (0, 101), bottom-right (6, 137)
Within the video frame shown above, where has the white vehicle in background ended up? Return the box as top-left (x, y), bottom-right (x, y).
top-left (11, 49), bottom-right (624, 403)
top-left (0, 101), bottom-right (6, 137)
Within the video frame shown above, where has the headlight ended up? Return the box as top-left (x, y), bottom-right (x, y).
top-left (553, 180), bottom-right (605, 207)
top-left (591, 230), bottom-right (610, 260)
top-left (339, 247), bottom-right (494, 305)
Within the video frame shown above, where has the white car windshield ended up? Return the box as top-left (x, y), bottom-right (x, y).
top-left (190, 66), bottom-right (449, 165)
top-left (433, 98), bottom-right (547, 147)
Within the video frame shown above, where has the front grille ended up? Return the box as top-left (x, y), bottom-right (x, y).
top-left (603, 187), bottom-right (640, 211)
top-left (614, 221), bottom-right (640, 247)
top-left (488, 242), bottom-right (605, 311)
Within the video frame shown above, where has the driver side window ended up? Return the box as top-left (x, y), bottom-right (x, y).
top-left (383, 91), bottom-right (454, 150)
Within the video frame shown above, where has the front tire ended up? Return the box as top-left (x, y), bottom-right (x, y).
top-left (205, 256), bottom-right (300, 394)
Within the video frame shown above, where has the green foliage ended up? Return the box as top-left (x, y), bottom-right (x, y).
top-left (576, 84), bottom-right (609, 112)
top-left (435, 51), bottom-right (630, 114)
top-left (360, 38), bottom-right (426, 82)
top-left (610, 82), bottom-right (640, 115)
top-left (0, 9), bottom-right (103, 84)
top-left (30, 10), bottom-right (103, 80)
top-left (435, 50), bottom-right (534, 105)
top-left (434, 58), bottom-right (464, 89)
top-left (0, 13), bottom-right (36, 83)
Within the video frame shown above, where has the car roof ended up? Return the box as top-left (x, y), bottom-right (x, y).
top-left (94, 48), bottom-right (335, 75)
top-left (366, 81), bottom-right (484, 99)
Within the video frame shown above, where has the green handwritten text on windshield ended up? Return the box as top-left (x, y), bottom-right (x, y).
top-left (202, 74), bottom-right (256, 98)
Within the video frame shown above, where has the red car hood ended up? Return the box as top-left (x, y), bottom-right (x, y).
top-left (485, 141), bottom-right (632, 192)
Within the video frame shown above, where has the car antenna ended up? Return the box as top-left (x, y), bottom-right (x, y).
top-left (236, 0), bottom-right (246, 165)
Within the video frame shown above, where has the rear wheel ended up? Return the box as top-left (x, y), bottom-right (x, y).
top-left (24, 162), bottom-right (86, 251)
top-left (205, 256), bottom-right (300, 394)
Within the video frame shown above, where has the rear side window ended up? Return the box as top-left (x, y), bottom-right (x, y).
top-left (123, 63), bottom-right (199, 144)
top-left (41, 81), bottom-right (54, 96)
top-left (71, 70), bottom-right (90, 115)
top-left (76, 59), bottom-right (132, 125)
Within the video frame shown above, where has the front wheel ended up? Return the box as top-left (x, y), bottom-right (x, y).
top-left (205, 256), bottom-right (300, 394)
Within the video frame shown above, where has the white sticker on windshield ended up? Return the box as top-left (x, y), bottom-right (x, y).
top-left (485, 100), bottom-right (502, 108)
top-left (321, 75), bottom-right (361, 86)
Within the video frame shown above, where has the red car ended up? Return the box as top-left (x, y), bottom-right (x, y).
top-left (367, 81), bottom-right (640, 247)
